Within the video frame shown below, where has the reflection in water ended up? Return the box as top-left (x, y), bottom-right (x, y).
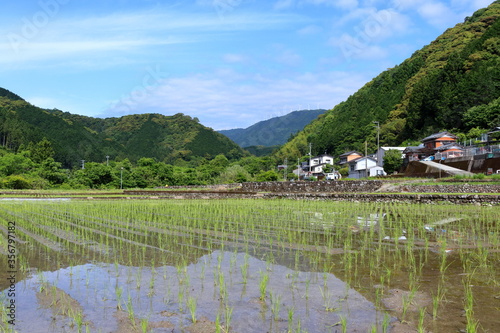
top-left (2, 251), bottom-right (387, 333)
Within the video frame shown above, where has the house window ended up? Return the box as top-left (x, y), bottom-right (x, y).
top-left (350, 165), bottom-right (355, 171)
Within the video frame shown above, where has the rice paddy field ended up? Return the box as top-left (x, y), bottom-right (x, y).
top-left (0, 198), bottom-right (499, 332)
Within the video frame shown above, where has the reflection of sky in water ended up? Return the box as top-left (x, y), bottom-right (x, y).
top-left (0, 198), bottom-right (71, 201)
top-left (2, 251), bottom-right (387, 332)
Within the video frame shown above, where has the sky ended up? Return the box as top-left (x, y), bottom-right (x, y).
top-left (0, 0), bottom-right (495, 130)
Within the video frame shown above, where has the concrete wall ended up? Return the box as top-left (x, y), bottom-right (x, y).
top-left (405, 156), bottom-right (500, 176)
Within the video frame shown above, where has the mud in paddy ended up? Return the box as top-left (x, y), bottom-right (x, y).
top-left (0, 199), bottom-right (499, 332)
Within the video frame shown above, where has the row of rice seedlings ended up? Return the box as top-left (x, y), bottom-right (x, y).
top-left (1, 198), bottom-right (498, 332)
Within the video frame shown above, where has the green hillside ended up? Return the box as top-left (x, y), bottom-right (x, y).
top-left (0, 91), bottom-right (246, 167)
top-left (276, 1), bottom-right (500, 159)
top-left (219, 109), bottom-right (326, 148)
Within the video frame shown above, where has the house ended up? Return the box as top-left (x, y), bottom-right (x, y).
top-left (434, 143), bottom-right (464, 159)
top-left (376, 147), bottom-right (406, 166)
top-left (421, 131), bottom-right (458, 150)
top-left (301, 154), bottom-right (335, 179)
top-left (404, 131), bottom-right (461, 162)
top-left (310, 154), bottom-right (334, 167)
top-left (338, 151), bottom-right (363, 165)
top-left (347, 156), bottom-right (386, 179)
top-left (486, 126), bottom-right (500, 142)
top-left (403, 145), bottom-right (427, 162)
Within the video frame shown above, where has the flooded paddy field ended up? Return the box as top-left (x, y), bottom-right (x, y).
top-left (0, 199), bottom-right (498, 332)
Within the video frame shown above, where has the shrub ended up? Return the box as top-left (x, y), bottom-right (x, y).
top-left (2, 175), bottom-right (32, 189)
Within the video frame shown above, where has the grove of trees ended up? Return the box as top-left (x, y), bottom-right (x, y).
top-left (0, 139), bottom-right (280, 189)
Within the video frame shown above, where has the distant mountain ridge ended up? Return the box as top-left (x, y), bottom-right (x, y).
top-left (0, 88), bottom-right (245, 167)
top-left (219, 109), bottom-right (326, 147)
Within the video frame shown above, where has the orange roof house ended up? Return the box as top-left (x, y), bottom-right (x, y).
top-left (421, 131), bottom-right (458, 150)
top-left (338, 151), bottom-right (363, 165)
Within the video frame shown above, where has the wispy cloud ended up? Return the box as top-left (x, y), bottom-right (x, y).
top-left (0, 7), bottom-right (305, 67)
top-left (102, 70), bottom-right (370, 130)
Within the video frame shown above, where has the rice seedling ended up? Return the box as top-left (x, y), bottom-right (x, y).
top-left (270, 292), bottom-right (282, 321)
top-left (287, 307), bottom-right (294, 332)
top-left (0, 197), bottom-right (497, 332)
top-left (224, 305), bottom-right (233, 332)
top-left (140, 317), bottom-right (150, 333)
top-left (187, 296), bottom-right (197, 323)
top-left (259, 271), bottom-right (269, 301)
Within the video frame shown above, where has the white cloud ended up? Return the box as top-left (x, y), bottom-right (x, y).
top-left (276, 49), bottom-right (302, 66)
top-left (305, 0), bottom-right (359, 9)
top-left (473, 0), bottom-right (494, 8)
top-left (223, 53), bottom-right (248, 63)
top-left (417, 1), bottom-right (458, 28)
top-left (298, 24), bottom-right (322, 35)
top-left (329, 7), bottom-right (412, 62)
top-left (274, 0), bottom-right (295, 9)
top-left (0, 8), bottom-right (305, 67)
top-left (103, 70), bottom-right (370, 130)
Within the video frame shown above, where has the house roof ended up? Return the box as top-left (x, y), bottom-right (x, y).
top-left (421, 131), bottom-right (457, 142)
top-left (339, 151), bottom-right (362, 157)
top-left (380, 147), bottom-right (406, 151)
top-left (403, 146), bottom-right (421, 153)
top-left (487, 126), bottom-right (500, 134)
top-left (403, 146), bottom-right (434, 154)
top-left (348, 156), bottom-right (377, 164)
top-left (435, 143), bottom-right (464, 152)
top-left (311, 154), bottom-right (334, 159)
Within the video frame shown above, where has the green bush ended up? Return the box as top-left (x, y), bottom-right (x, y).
top-left (2, 175), bottom-right (32, 189)
top-left (473, 173), bottom-right (485, 179)
top-left (256, 170), bottom-right (279, 182)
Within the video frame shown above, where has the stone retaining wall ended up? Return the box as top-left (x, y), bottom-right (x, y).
top-left (260, 192), bottom-right (499, 205)
top-left (241, 180), bottom-right (383, 193)
top-left (397, 184), bottom-right (500, 193)
top-left (120, 192), bottom-right (499, 205)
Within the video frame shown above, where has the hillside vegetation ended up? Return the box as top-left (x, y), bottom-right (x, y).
top-left (276, 1), bottom-right (500, 160)
top-left (219, 109), bottom-right (326, 148)
top-left (0, 90), bottom-right (245, 168)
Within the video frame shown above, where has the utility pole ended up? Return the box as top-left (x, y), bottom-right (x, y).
top-left (120, 167), bottom-right (124, 189)
top-left (81, 160), bottom-right (85, 170)
top-left (284, 158), bottom-right (288, 181)
top-left (106, 155), bottom-right (110, 166)
top-left (308, 143), bottom-right (312, 175)
top-left (297, 157), bottom-right (300, 180)
top-left (365, 141), bottom-right (368, 178)
top-left (373, 121), bottom-right (380, 166)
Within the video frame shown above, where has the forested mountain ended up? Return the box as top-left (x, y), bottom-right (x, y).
top-left (0, 89), bottom-right (245, 167)
top-left (219, 109), bottom-right (326, 148)
top-left (276, 1), bottom-right (500, 160)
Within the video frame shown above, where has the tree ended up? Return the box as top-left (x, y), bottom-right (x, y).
top-left (0, 152), bottom-right (34, 176)
top-left (322, 164), bottom-right (333, 173)
top-left (218, 165), bottom-right (252, 183)
top-left (383, 149), bottom-right (403, 174)
top-left (1, 175), bottom-right (31, 189)
top-left (256, 170), bottom-right (279, 182)
top-left (28, 138), bottom-right (55, 163)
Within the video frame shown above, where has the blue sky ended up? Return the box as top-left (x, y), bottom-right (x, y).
top-left (0, 0), bottom-right (494, 130)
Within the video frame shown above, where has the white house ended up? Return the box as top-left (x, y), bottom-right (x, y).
top-left (299, 154), bottom-right (335, 179)
top-left (347, 156), bottom-right (386, 178)
top-left (310, 154), bottom-right (334, 167)
top-left (303, 154), bottom-right (334, 172)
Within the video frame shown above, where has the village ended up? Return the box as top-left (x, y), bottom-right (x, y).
top-left (292, 127), bottom-right (500, 180)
